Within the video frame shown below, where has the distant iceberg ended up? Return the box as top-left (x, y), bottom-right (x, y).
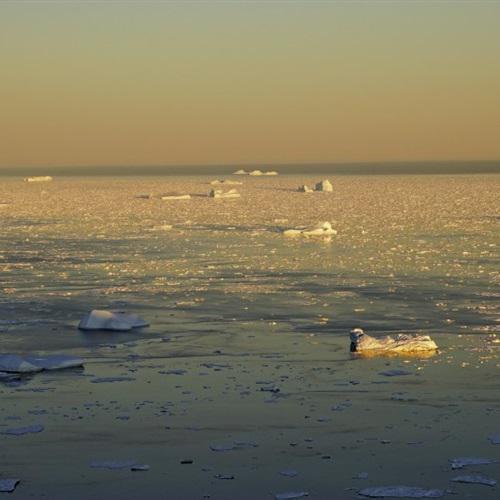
top-left (233, 169), bottom-right (248, 175)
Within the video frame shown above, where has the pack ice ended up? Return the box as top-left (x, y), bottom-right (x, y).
top-left (283, 222), bottom-right (337, 238)
top-left (0, 354), bottom-right (84, 373)
top-left (350, 328), bottom-right (438, 354)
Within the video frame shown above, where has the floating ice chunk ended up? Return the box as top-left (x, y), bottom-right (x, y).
top-left (25, 355), bottom-right (84, 371)
top-left (233, 169), bottom-right (247, 175)
top-left (0, 355), bottom-right (42, 373)
top-left (210, 179), bottom-right (242, 185)
top-left (297, 185), bottom-right (313, 193)
top-left (450, 457), bottom-right (497, 469)
top-left (249, 169), bottom-right (263, 176)
top-left (0, 479), bottom-right (20, 492)
top-left (78, 310), bottom-right (149, 331)
top-left (359, 486), bottom-right (444, 498)
top-left (279, 469), bottom-right (299, 477)
top-left (130, 464), bottom-right (150, 471)
top-left (210, 444), bottom-right (235, 452)
top-left (90, 460), bottom-right (140, 469)
top-left (91, 376), bottom-right (136, 383)
top-left (379, 369), bottom-right (412, 377)
top-left (451, 475), bottom-right (497, 486)
top-left (264, 170), bottom-right (278, 175)
top-left (208, 188), bottom-right (241, 199)
top-left (314, 179), bottom-right (333, 192)
top-left (488, 434), bottom-right (500, 444)
top-left (1, 424), bottom-right (44, 435)
top-left (214, 474), bottom-right (235, 480)
top-left (283, 222), bottom-right (337, 238)
top-left (160, 193), bottom-right (191, 200)
top-left (350, 328), bottom-right (438, 354)
top-left (24, 176), bottom-right (53, 182)
top-left (274, 492), bottom-right (309, 499)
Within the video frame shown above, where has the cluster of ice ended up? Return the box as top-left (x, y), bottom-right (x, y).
top-left (350, 328), bottom-right (438, 354)
top-left (359, 486), bottom-right (444, 498)
top-left (23, 176), bottom-right (53, 182)
top-left (208, 188), bottom-right (241, 199)
top-left (78, 310), bottom-right (149, 331)
top-left (0, 354), bottom-right (84, 374)
top-left (283, 222), bottom-right (337, 238)
top-left (233, 169), bottom-right (278, 176)
top-left (298, 179), bottom-right (333, 193)
top-left (161, 193), bottom-right (191, 200)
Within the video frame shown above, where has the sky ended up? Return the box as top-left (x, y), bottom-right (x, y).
top-left (1, 0), bottom-right (499, 168)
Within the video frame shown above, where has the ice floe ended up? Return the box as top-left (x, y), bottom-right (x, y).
top-left (90, 460), bottom-right (145, 470)
top-left (1, 424), bottom-right (44, 435)
top-left (488, 434), bottom-right (500, 444)
top-left (160, 193), bottom-right (191, 200)
top-left (451, 475), bottom-right (497, 486)
top-left (0, 479), bottom-right (19, 493)
top-left (208, 188), bottom-right (241, 199)
top-left (350, 328), bottom-right (438, 354)
top-left (450, 457), bottom-right (497, 469)
top-left (283, 222), bottom-right (337, 238)
top-left (78, 310), bottom-right (149, 331)
top-left (274, 492), bottom-right (309, 499)
top-left (0, 354), bottom-right (83, 373)
top-left (24, 176), bottom-right (53, 182)
top-left (358, 486), bottom-right (444, 498)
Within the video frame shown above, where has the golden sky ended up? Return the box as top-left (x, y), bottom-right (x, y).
top-left (1, 1), bottom-right (499, 168)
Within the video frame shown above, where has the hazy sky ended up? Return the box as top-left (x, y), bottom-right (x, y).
top-left (1, 0), bottom-right (499, 168)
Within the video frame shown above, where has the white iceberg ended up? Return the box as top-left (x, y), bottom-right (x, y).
top-left (283, 222), bottom-right (337, 238)
top-left (249, 169), bottom-right (263, 176)
top-left (208, 188), bottom-right (241, 199)
top-left (314, 179), bottom-right (333, 192)
top-left (264, 170), bottom-right (278, 176)
top-left (233, 169), bottom-right (248, 175)
top-left (350, 328), bottom-right (438, 354)
top-left (24, 176), bottom-right (53, 182)
top-left (78, 310), bottom-right (149, 331)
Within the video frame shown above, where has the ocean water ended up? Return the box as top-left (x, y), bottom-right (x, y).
top-left (0, 173), bottom-right (499, 498)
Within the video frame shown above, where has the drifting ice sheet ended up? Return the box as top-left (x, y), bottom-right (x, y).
top-left (78, 310), bottom-right (149, 331)
top-left (358, 486), bottom-right (444, 498)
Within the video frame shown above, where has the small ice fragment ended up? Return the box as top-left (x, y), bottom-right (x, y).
top-left (314, 179), bottom-right (333, 192)
top-left (78, 310), bottom-right (149, 331)
top-left (358, 486), bottom-right (444, 498)
top-left (350, 328), bottom-right (438, 354)
top-left (379, 370), bottom-right (412, 377)
top-left (449, 457), bottom-right (496, 470)
top-left (233, 441), bottom-right (258, 449)
top-left (91, 377), bottom-right (136, 383)
top-left (488, 434), bottom-right (500, 444)
top-left (130, 464), bottom-right (150, 471)
top-left (90, 460), bottom-right (139, 469)
top-left (208, 188), bottom-right (241, 199)
top-left (209, 444), bottom-right (235, 452)
top-left (24, 176), bottom-right (52, 182)
top-left (355, 472), bottom-right (369, 479)
top-left (0, 479), bottom-right (20, 492)
top-left (25, 355), bottom-right (84, 371)
top-left (1, 424), bottom-right (44, 435)
top-left (279, 469), bottom-right (298, 477)
top-left (451, 475), bottom-right (496, 486)
top-left (274, 492), bottom-right (309, 499)
top-left (283, 222), bottom-right (337, 238)
top-left (160, 193), bottom-right (191, 200)
top-left (214, 474), bottom-right (234, 480)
